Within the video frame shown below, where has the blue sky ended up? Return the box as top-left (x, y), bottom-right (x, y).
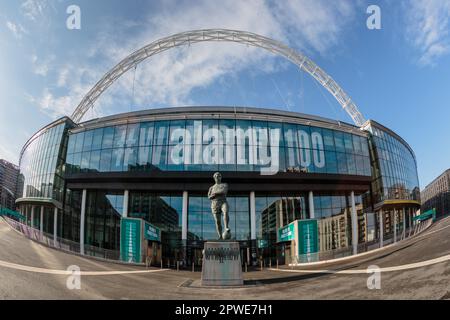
top-left (0, 0), bottom-right (450, 188)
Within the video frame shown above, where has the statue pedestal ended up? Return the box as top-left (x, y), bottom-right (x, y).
top-left (201, 241), bottom-right (243, 286)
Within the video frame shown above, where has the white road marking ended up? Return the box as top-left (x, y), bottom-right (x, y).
top-left (0, 259), bottom-right (168, 276)
top-left (269, 254), bottom-right (450, 274)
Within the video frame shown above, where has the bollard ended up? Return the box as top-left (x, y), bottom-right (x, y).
top-left (260, 260), bottom-right (263, 271)
top-left (245, 262), bottom-right (247, 273)
top-left (167, 259), bottom-right (170, 269)
top-left (192, 262), bottom-right (195, 273)
top-left (160, 259), bottom-right (163, 269)
top-left (269, 260), bottom-right (272, 269)
top-left (177, 261), bottom-right (179, 272)
top-left (276, 259), bottom-right (279, 269)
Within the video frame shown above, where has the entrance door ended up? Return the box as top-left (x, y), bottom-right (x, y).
top-left (191, 248), bottom-right (203, 267)
top-left (146, 241), bottom-right (161, 266)
top-left (239, 246), bottom-right (250, 267)
top-left (276, 243), bottom-right (287, 265)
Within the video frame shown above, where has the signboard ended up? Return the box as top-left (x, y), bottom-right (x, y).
top-left (144, 221), bottom-right (161, 242)
top-left (297, 220), bottom-right (319, 255)
top-left (120, 218), bottom-right (142, 263)
top-left (257, 239), bottom-right (268, 249)
top-left (413, 208), bottom-right (436, 222)
top-left (278, 223), bottom-right (295, 242)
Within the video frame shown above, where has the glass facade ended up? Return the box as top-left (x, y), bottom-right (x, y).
top-left (128, 192), bottom-right (182, 259)
top-left (84, 190), bottom-right (123, 250)
top-left (19, 120), bottom-right (70, 202)
top-left (62, 189), bottom-right (82, 243)
top-left (366, 123), bottom-right (420, 204)
top-left (187, 195), bottom-right (250, 241)
top-left (65, 119), bottom-right (371, 176)
top-left (16, 110), bottom-right (422, 266)
top-left (254, 193), bottom-right (360, 263)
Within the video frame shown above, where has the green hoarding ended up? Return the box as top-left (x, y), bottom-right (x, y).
top-left (297, 220), bottom-right (318, 255)
top-left (120, 218), bottom-right (142, 263)
top-left (144, 221), bottom-right (161, 242)
top-left (278, 223), bottom-right (295, 242)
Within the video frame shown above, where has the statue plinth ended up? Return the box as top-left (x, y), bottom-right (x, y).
top-left (201, 241), bottom-right (243, 287)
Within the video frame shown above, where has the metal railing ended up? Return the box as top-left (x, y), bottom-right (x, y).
top-left (3, 215), bottom-right (434, 268)
top-left (2, 216), bottom-right (120, 262)
top-left (289, 219), bottom-right (433, 265)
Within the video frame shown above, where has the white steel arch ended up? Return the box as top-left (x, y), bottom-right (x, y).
top-left (71, 29), bottom-right (366, 126)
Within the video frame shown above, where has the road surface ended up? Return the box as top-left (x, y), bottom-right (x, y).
top-left (0, 217), bottom-right (449, 299)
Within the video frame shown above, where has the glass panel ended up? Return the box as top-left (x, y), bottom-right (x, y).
top-left (74, 132), bottom-right (84, 153)
top-left (153, 121), bottom-right (169, 146)
top-left (102, 127), bottom-right (114, 149)
top-left (83, 130), bottom-right (93, 152)
top-left (343, 133), bottom-right (354, 153)
top-left (111, 148), bottom-right (124, 172)
top-left (113, 125), bottom-right (127, 148)
top-left (99, 149), bottom-right (112, 172)
top-left (322, 128), bottom-right (335, 151)
top-left (92, 128), bottom-right (104, 151)
top-left (124, 147), bottom-right (138, 171)
top-left (333, 131), bottom-right (345, 153)
top-left (89, 150), bottom-right (101, 172)
top-left (139, 122), bottom-right (154, 146)
top-left (126, 124), bottom-right (139, 147)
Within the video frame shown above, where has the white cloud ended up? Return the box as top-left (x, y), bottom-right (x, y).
top-left (29, 65), bottom-right (102, 119)
top-left (5, 21), bottom-right (27, 39)
top-left (21, 0), bottom-right (51, 21)
top-left (405, 0), bottom-right (450, 66)
top-left (30, 54), bottom-right (55, 76)
top-left (272, 0), bottom-right (355, 55)
top-left (57, 68), bottom-right (70, 87)
top-left (0, 143), bottom-right (19, 164)
top-left (32, 0), bottom-right (358, 121)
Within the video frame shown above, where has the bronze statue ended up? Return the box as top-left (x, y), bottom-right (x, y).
top-left (208, 172), bottom-right (231, 240)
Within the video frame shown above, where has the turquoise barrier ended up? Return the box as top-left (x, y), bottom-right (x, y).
top-left (0, 207), bottom-right (26, 221)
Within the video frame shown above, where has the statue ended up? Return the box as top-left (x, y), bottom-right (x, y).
top-left (208, 172), bottom-right (231, 240)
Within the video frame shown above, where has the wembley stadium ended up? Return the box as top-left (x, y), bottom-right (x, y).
top-left (14, 30), bottom-right (421, 267)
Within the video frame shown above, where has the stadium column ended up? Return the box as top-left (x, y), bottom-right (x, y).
top-left (379, 209), bottom-right (384, 248)
top-left (394, 209), bottom-right (397, 243)
top-left (409, 208), bottom-right (413, 235)
top-left (53, 207), bottom-right (58, 247)
top-left (40, 206), bottom-right (44, 238)
top-left (250, 191), bottom-right (257, 266)
top-left (80, 189), bottom-right (87, 255)
top-left (308, 191), bottom-right (315, 219)
top-left (31, 205), bottom-right (35, 228)
top-left (250, 191), bottom-right (256, 240)
top-left (123, 190), bottom-right (129, 218)
top-left (182, 191), bottom-right (188, 264)
top-left (350, 191), bottom-right (358, 255)
top-left (182, 191), bottom-right (188, 240)
top-left (402, 207), bottom-right (406, 239)
top-left (25, 205), bottom-right (29, 225)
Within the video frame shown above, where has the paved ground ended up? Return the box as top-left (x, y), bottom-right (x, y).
top-left (0, 217), bottom-right (449, 299)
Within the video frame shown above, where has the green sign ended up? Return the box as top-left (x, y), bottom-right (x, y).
top-left (413, 208), bottom-right (436, 222)
top-left (144, 221), bottom-right (161, 242)
top-left (120, 218), bottom-right (142, 263)
top-left (297, 220), bottom-right (318, 255)
top-left (278, 223), bottom-right (295, 242)
top-left (257, 239), bottom-right (268, 248)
